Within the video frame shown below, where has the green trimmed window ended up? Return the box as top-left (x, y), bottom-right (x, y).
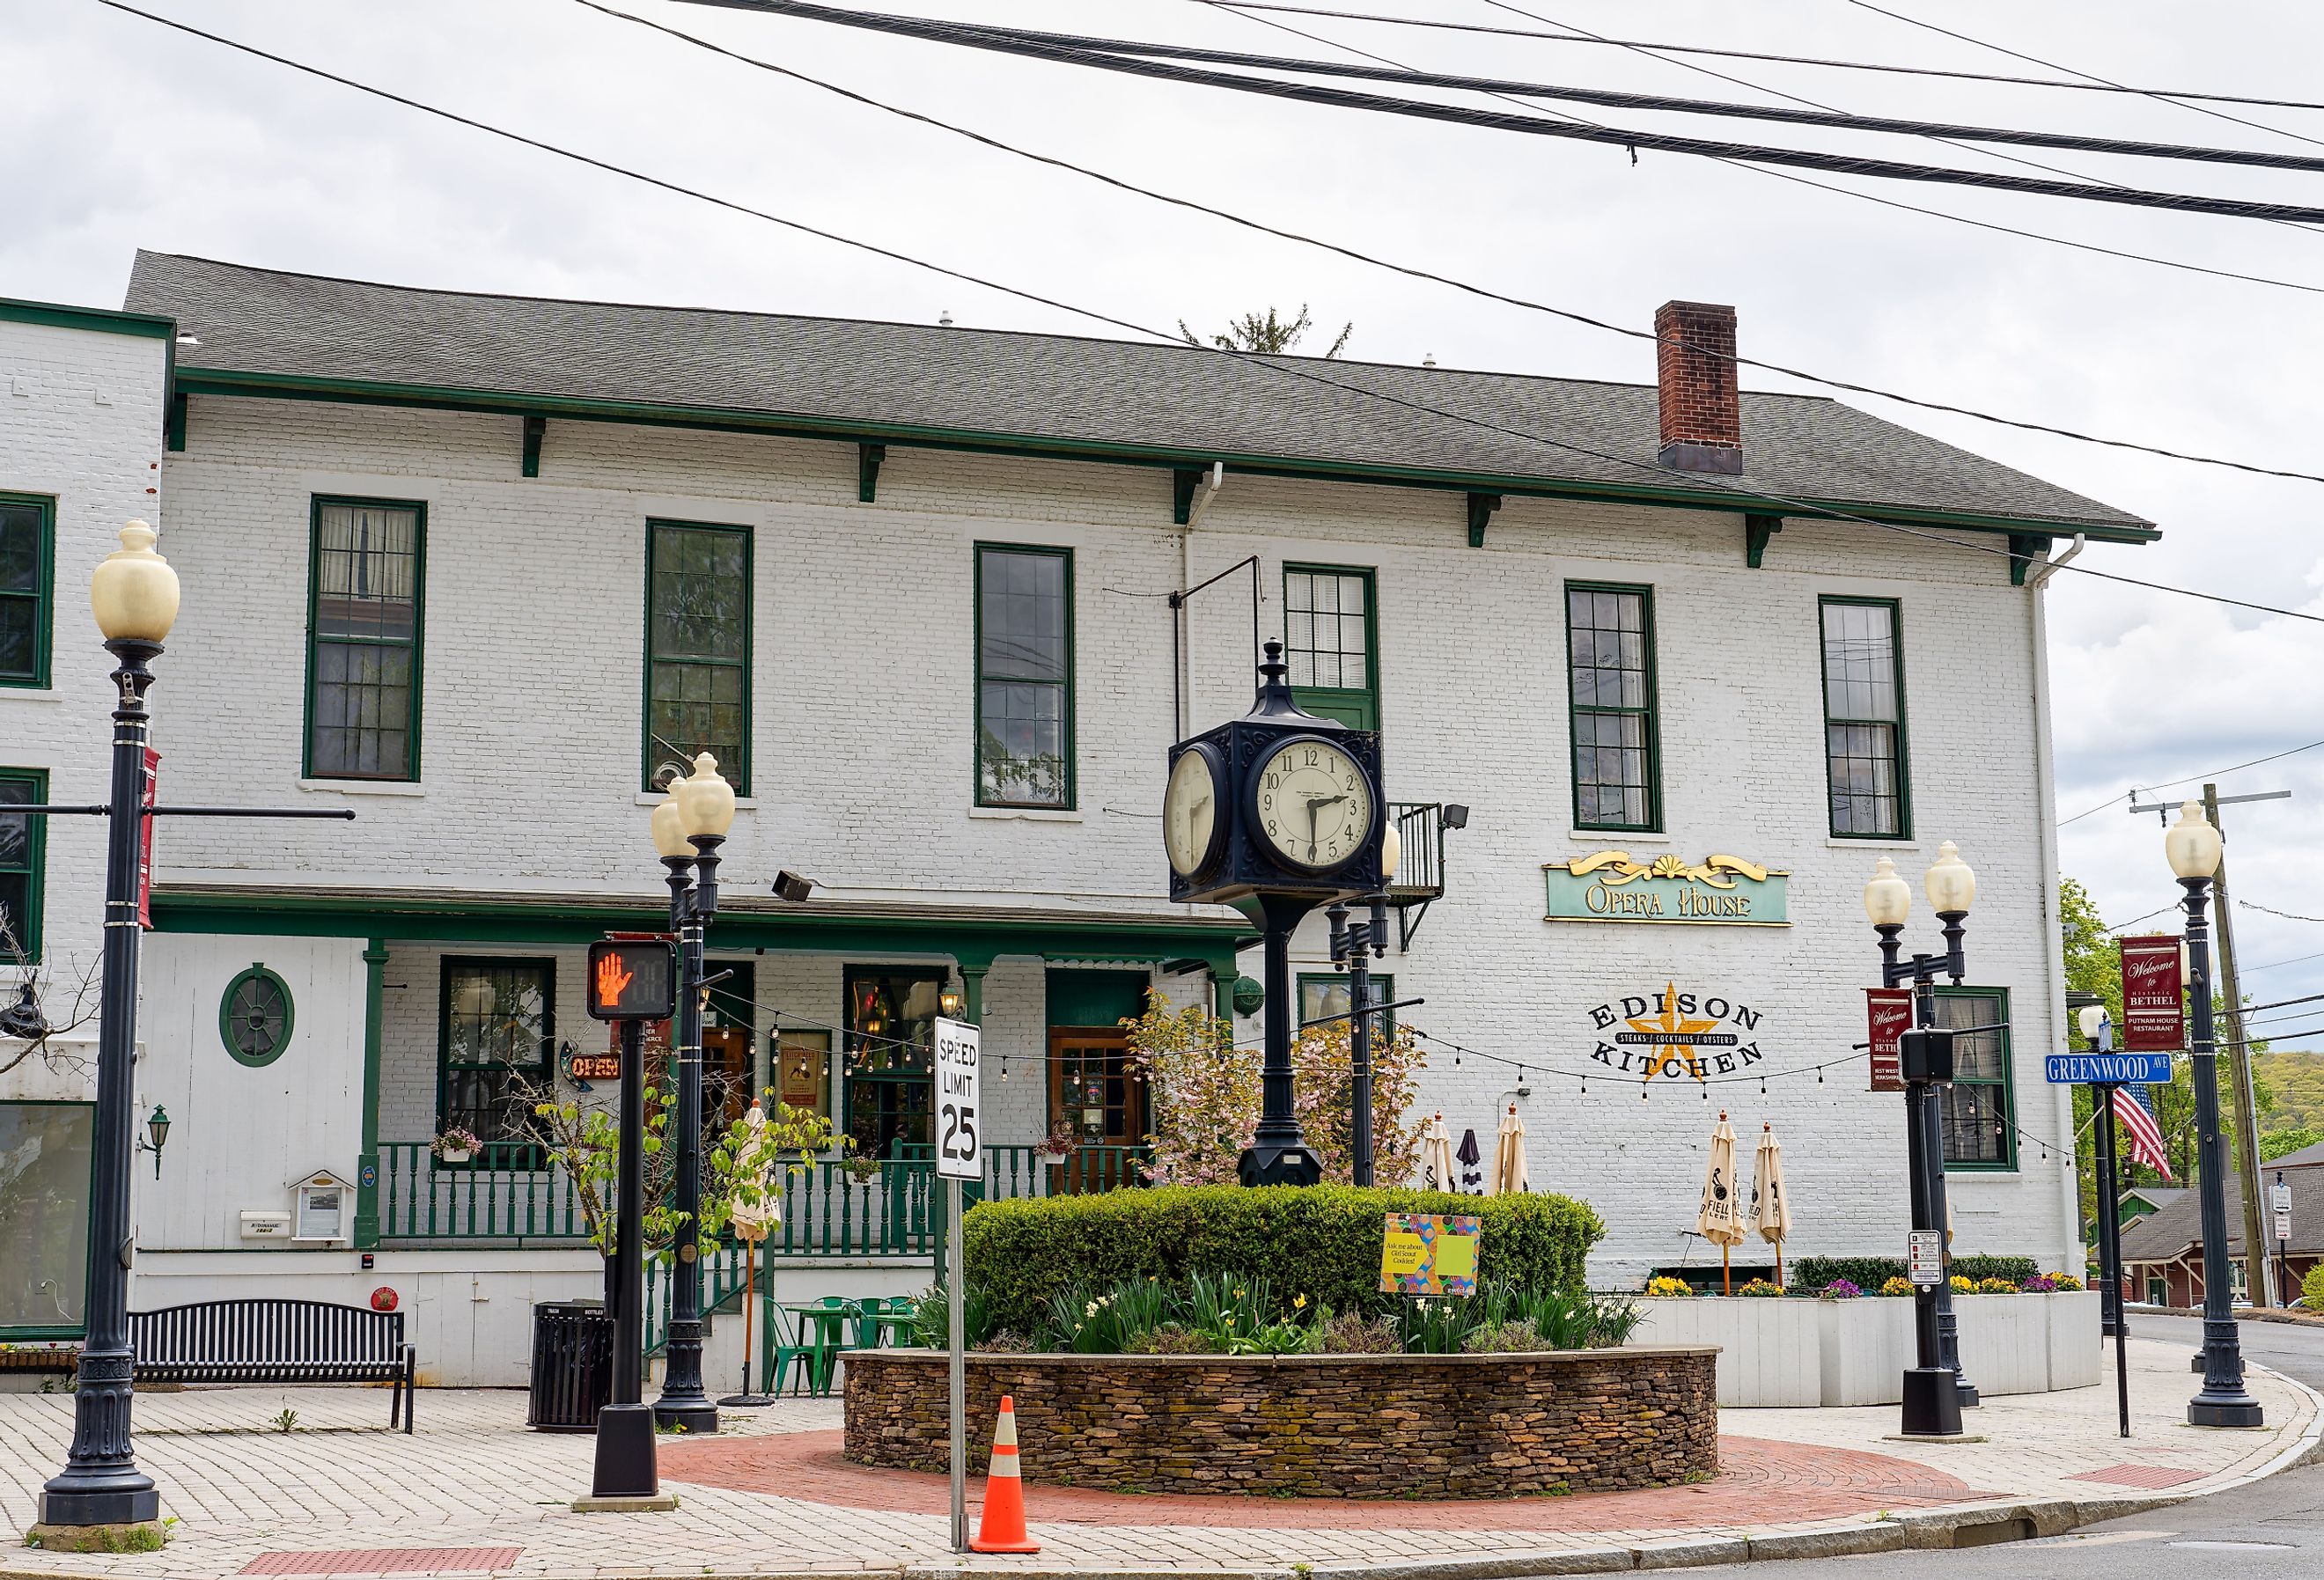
top-left (1283, 565), bottom-right (1378, 730)
top-left (219, 963), bottom-right (295, 1068)
top-left (0, 769), bottom-right (47, 961)
top-left (644, 521), bottom-right (752, 792)
top-left (1298, 971), bottom-right (1396, 1041)
top-left (438, 958), bottom-right (554, 1149)
top-left (0, 495), bottom-right (54, 688)
top-left (306, 498), bottom-right (424, 781)
top-left (1934, 987), bottom-right (2014, 1170)
top-left (975, 544), bottom-right (1073, 808)
top-left (1821, 598), bottom-right (1910, 838)
top-left (1565, 584), bottom-right (1659, 831)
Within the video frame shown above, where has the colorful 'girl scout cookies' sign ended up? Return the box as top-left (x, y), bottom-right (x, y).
top-left (1379, 1213), bottom-right (1482, 1296)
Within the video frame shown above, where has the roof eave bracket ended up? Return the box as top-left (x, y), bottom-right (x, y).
top-left (1746, 512), bottom-right (1783, 568)
top-left (1467, 491), bottom-right (1503, 548)
top-left (2008, 532), bottom-right (2052, 588)
top-left (521, 415), bottom-right (547, 479)
top-left (858, 442), bottom-right (886, 503)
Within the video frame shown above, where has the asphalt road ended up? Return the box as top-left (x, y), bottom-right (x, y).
top-left (1708, 1312), bottom-right (2324, 1577)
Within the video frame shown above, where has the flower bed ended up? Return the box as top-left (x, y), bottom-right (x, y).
top-left (1627, 1291), bottom-right (2099, 1407)
top-left (843, 1346), bottom-right (1717, 1497)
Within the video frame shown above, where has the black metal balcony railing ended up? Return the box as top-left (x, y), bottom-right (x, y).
top-left (1387, 801), bottom-right (1449, 949)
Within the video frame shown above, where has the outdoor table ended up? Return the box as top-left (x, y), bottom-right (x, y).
top-left (779, 1303), bottom-right (857, 1393)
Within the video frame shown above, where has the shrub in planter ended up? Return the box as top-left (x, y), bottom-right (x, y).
top-left (1975, 1277), bottom-right (2019, 1294)
top-left (2305, 1262), bottom-right (2324, 1311)
top-left (1791, 1253), bottom-right (2038, 1295)
top-left (962, 1183), bottom-right (1603, 1335)
top-left (1735, 1278), bottom-right (1786, 1297)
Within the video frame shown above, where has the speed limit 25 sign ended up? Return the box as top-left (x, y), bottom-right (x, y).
top-left (933, 1017), bottom-right (981, 1180)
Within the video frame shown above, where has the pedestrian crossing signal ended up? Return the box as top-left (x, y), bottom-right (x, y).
top-left (587, 939), bottom-right (674, 1021)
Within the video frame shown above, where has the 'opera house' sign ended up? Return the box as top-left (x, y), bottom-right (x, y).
top-left (1543, 850), bottom-right (1791, 926)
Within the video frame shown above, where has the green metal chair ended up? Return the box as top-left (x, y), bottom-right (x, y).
top-left (851, 1296), bottom-right (893, 1351)
top-left (760, 1300), bottom-right (819, 1399)
top-left (806, 1297), bottom-right (860, 1393)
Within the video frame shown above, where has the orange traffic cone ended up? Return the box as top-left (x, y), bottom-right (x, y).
top-left (969, 1395), bottom-right (1041, 1554)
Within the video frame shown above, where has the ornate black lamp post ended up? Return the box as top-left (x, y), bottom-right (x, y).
top-left (33, 524), bottom-right (179, 1536)
top-left (1324, 822), bottom-right (1400, 1188)
top-left (1863, 844), bottom-right (1982, 1435)
top-left (2167, 800), bottom-right (2264, 1428)
top-left (649, 753), bottom-right (734, 1435)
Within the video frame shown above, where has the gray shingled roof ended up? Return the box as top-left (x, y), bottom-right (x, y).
top-left (2121, 1162), bottom-right (2324, 1261)
top-left (129, 251), bottom-right (2151, 536)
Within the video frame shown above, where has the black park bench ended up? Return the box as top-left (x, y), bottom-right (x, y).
top-left (128, 1299), bottom-right (416, 1431)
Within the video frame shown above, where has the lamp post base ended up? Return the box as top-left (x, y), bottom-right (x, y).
top-left (1900, 1368), bottom-right (1963, 1439)
top-left (2189, 1393), bottom-right (2265, 1429)
top-left (651, 1400), bottom-right (719, 1434)
top-left (1953, 1375), bottom-right (1981, 1408)
top-left (35, 1482), bottom-right (160, 1530)
top-left (591, 1404), bottom-right (660, 1500)
top-left (1238, 1142), bottom-right (1322, 1187)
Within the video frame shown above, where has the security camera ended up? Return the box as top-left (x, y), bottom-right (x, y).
top-left (772, 870), bottom-right (814, 903)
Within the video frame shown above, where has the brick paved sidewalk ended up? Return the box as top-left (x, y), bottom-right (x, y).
top-left (0, 1340), bottom-right (2313, 1580)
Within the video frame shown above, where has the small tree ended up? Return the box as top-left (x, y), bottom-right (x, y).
top-left (1122, 989), bottom-right (1426, 1187)
top-left (1178, 305), bottom-right (1352, 358)
top-left (0, 915), bottom-right (100, 1080)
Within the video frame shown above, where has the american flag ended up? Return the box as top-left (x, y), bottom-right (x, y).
top-left (2112, 1085), bottom-right (2174, 1181)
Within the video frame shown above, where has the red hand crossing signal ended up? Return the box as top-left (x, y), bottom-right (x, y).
top-left (586, 939), bottom-right (674, 1021)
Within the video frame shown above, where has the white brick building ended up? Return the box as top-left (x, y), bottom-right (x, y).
top-left (0, 256), bottom-right (2156, 1382)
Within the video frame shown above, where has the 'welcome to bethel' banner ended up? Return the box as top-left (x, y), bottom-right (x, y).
top-left (2120, 934), bottom-right (2185, 1052)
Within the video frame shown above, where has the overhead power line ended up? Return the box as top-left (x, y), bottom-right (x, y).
top-left (1210, 4), bottom-right (2324, 114)
top-left (2056, 737), bottom-right (2324, 827)
top-left (1842, 0), bottom-right (2324, 155)
top-left (87, 0), bottom-right (2324, 630)
top-left (995, 19), bottom-right (2324, 176)
top-left (1214, 0), bottom-right (2324, 293)
top-left (684, 3), bottom-right (2324, 225)
top-left (574, 0), bottom-right (2324, 487)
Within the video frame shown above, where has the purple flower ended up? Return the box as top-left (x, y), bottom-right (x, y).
top-left (1820, 1279), bottom-right (1862, 1301)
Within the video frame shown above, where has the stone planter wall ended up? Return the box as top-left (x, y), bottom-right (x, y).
top-left (844, 1346), bottom-right (1718, 1498)
top-left (1629, 1291), bottom-right (2100, 1407)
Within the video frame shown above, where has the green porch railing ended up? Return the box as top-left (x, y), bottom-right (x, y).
top-left (644, 1242), bottom-right (754, 1356)
top-left (377, 1141), bottom-right (591, 1243)
top-left (378, 1143), bottom-right (1150, 1250)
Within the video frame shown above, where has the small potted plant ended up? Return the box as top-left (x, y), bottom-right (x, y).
top-left (1038, 1123), bottom-right (1079, 1161)
top-left (431, 1127), bottom-right (482, 1165)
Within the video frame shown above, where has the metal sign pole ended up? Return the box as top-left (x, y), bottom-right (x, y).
top-left (948, 1176), bottom-right (967, 1552)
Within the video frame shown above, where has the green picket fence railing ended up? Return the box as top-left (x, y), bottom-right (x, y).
top-left (644, 1242), bottom-right (754, 1356)
top-left (376, 1141), bottom-right (592, 1242)
top-left (899, 1142), bottom-right (1152, 1199)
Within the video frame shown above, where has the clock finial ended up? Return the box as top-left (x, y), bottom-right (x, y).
top-left (1248, 637), bottom-right (1334, 724)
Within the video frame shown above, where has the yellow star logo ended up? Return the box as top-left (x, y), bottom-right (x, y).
top-left (1625, 981), bottom-right (1719, 1083)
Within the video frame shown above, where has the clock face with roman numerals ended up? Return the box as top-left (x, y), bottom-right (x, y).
top-left (1251, 736), bottom-right (1374, 875)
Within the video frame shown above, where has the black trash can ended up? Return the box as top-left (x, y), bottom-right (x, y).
top-left (527, 1300), bottom-right (614, 1432)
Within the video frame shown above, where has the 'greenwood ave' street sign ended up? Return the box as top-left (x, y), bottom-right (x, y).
top-left (2044, 1051), bottom-right (2173, 1085)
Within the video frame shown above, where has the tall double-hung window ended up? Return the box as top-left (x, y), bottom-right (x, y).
top-left (438, 957), bottom-right (554, 1150)
top-left (1934, 987), bottom-right (2014, 1170)
top-left (0, 494), bottom-right (54, 689)
top-left (644, 521), bottom-right (752, 792)
top-left (1820, 597), bottom-right (1910, 838)
top-left (305, 498), bottom-right (424, 781)
top-left (1283, 565), bottom-right (1379, 730)
top-left (974, 544), bottom-right (1073, 808)
top-left (1565, 583), bottom-right (1659, 831)
top-left (0, 769), bottom-right (47, 959)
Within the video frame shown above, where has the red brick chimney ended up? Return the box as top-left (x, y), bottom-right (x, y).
top-left (1654, 300), bottom-right (1742, 474)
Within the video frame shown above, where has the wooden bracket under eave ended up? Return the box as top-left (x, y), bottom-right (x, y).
top-left (164, 392), bottom-right (188, 453)
top-left (1467, 492), bottom-right (1503, 547)
top-left (858, 443), bottom-right (886, 503)
top-left (1745, 513), bottom-right (1783, 568)
top-left (2008, 532), bottom-right (2050, 587)
top-left (521, 415), bottom-right (547, 478)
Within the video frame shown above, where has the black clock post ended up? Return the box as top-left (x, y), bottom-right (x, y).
top-left (1164, 643), bottom-right (1386, 1189)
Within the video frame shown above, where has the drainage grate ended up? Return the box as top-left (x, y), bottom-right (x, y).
top-left (240, 1548), bottom-right (525, 1576)
top-left (2067, 1463), bottom-right (2206, 1489)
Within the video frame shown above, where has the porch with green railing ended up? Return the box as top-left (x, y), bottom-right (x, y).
top-left (372, 1139), bottom-right (1151, 1252)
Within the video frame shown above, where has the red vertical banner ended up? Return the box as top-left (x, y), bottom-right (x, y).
top-left (137, 747), bottom-right (159, 930)
top-left (1866, 988), bottom-right (1913, 1092)
top-left (2121, 934), bottom-right (2186, 1051)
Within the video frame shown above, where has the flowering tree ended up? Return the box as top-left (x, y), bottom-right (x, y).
top-left (1122, 989), bottom-right (1427, 1187)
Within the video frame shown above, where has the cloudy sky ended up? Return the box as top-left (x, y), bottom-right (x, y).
top-left (9, 0), bottom-right (2324, 1027)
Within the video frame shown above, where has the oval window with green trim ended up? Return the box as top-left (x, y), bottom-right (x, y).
top-left (220, 964), bottom-right (295, 1067)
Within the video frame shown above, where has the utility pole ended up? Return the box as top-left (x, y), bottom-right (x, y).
top-left (2206, 785), bottom-right (2270, 1308)
top-left (2132, 785), bottom-right (2289, 1311)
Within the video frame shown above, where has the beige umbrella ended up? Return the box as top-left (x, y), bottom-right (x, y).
top-left (1697, 1111), bottom-right (1747, 1294)
top-left (724, 1102), bottom-right (781, 1402)
top-left (1419, 1112), bottom-right (1458, 1194)
top-left (1753, 1123), bottom-right (1791, 1288)
top-left (1490, 1103), bottom-right (1530, 1195)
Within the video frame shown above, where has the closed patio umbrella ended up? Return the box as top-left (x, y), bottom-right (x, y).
top-left (1456, 1128), bottom-right (1484, 1194)
top-left (724, 1102), bottom-right (781, 1406)
top-left (1753, 1123), bottom-right (1791, 1288)
top-left (1491, 1104), bottom-right (1530, 1195)
top-left (1697, 1111), bottom-right (1747, 1294)
top-left (1419, 1113), bottom-right (1457, 1193)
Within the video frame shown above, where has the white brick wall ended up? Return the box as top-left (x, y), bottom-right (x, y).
top-left (15, 380), bottom-right (2081, 1283)
top-left (0, 313), bottom-right (168, 1096)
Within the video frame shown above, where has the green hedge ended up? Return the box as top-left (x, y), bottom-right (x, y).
top-left (1788, 1253), bottom-right (2040, 1293)
top-left (962, 1185), bottom-right (1605, 1336)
